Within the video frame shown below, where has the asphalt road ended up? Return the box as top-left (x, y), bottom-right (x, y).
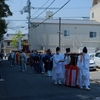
top-left (0, 60), bottom-right (100, 100)
top-left (90, 69), bottom-right (100, 84)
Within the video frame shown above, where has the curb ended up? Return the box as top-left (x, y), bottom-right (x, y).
top-left (90, 79), bottom-right (100, 84)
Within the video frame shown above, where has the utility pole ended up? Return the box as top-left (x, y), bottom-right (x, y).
top-left (59, 17), bottom-right (61, 48)
top-left (27, 0), bottom-right (31, 44)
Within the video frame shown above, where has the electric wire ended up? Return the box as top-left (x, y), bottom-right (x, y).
top-left (8, 0), bottom-right (91, 32)
top-left (15, 0), bottom-right (55, 29)
top-left (34, 0), bottom-right (56, 19)
top-left (16, 0), bottom-right (50, 29)
top-left (36, 0), bottom-right (71, 27)
top-left (31, 0), bottom-right (50, 17)
top-left (15, 6), bottom-right (90, 29)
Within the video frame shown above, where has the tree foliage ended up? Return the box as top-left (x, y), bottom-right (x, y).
top-left (0, 0), bottom-right (12, 40)
top-left (0, 19), bottom-right (7, 38)
top-left (11, 30), bottom-right (23, 47)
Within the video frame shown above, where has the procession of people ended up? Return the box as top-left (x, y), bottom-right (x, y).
top-left (1, 46), bottom-right (90, 90)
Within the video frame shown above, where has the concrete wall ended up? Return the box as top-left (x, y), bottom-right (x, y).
top-left (30, 21), bottom-right (100, 53)
top-left (3, 41), bottom-right (17, 54)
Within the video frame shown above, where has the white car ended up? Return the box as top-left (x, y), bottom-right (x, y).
top-left (94, 51), bottom-right (100, 68)
top-left (89, 53), bottom-right (96, 71)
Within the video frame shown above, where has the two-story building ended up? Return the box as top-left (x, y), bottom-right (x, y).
top-left (28, 1), bottom-right (100, 53)
top-left (90, 0), bottom-right (100, 22)
top-left (29, 18), bottom-right (100, 53)
top-left (3, 34), bottom-right (28, 54)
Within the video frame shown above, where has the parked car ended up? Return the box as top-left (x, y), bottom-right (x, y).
top-left (94, 51), bottom-right (100, 68)
top-left (89, 53), bottom-right (96, 71)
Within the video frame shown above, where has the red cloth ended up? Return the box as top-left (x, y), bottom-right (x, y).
top-left (16, 53), bottom-right (18, 63)
top-left (65, 65), bottom-right (78, 86)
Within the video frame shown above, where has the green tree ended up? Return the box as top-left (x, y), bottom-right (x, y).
top-left (0, 0), bottom-right (12, 40)
top-left (0, 19), bottom-right (7, 39)
top-left (11, 30), bottom-right (23, 47)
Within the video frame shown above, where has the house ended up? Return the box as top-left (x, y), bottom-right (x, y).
top-left (90, 0), bottom-right (100, 22)
top-left (3, 34), bottom-right (28, 54)
top-left (29, 18), bottom-right (100, 53)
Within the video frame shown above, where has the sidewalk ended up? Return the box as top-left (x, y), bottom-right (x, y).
top-left (0, 60), bottom-right (100, 100)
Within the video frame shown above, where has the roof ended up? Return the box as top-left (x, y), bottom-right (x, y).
top-left (4, 34), bottom-right (28, 41)
top-left (31, 18), bottom-right (100, 25)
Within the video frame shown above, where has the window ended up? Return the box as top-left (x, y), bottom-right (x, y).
top-left (7, 42), bottom-right (10, 46)
top-left (90, 32), bottom-right (96, 38)
top-left (92, 12), bottom-right (94, 18)
top-left (90, 54), bottom-right (94, 60)
top-left (95, 53), bottom-right (100, 57)
top-left (64, 30), bottom-right (70, 37)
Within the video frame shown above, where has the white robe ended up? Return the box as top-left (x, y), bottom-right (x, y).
top-left (82, 53), bottom-right (90, 87)
top-left (52, 53), bottom-right (64, 80)
top-left (63, 55), bottom-right (71, 81)
top-left (77, 55), bottom-right (84, 87)
top-left (77, 54), bottom-right (90, 88)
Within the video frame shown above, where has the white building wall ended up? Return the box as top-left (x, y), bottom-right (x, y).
top-left (30, 20), bottom-right (100, 53)
top-left (90, 3), bottom-right (100, 22)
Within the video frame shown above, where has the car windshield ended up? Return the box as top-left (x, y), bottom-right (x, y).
top-left (95, 52), bottom-right (100, 57)
top-left (90, 54), bottom-right (94, 60)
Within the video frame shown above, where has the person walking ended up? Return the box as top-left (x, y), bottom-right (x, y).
top-left (77, 53), bottom-right (84, 89)
top-left (63, 48), bottom-right (71, 83)
top-left (77, 47), bottom-right (90, 90)
top-left (0, 52), bottom-right (3, 62)
top-left (20, 49), bottom-right (27, 72)
top-left (33, 50), bottom-right (41, 74)
top-left (10, 51), bottom-right (16, 67)
top-left (39, 52), bottom-right (45, 74)
top-left (82, 47), bottom-right (90, 90)
top-left (45, 49), bottom-right (53, 76)
top-left (29, 50), bottom-right (35, 68)
top-left (16, 51), bottom-right (20, 64)
top-left (42, 50), bottom-right (48, 73)
top-left (52, 47), bottom-right (64, 85)
top-left (4, 53), bottom-right (6, 59)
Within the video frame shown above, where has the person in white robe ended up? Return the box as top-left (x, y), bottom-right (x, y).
top-left (77, 47), bottom-right (90, 90)
top-left (82, 47), bottom-right (90, 90)
top-left (77, 53), bottom-right (84, 89)
top-left (63, 48), bottom-right (71, 83)
top-left (52, 47), bottom-right (64, 85)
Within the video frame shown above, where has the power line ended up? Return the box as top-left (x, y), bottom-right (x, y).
top-left (51, 0), bottom-right (71, 18)
top-left (34, 0), bottom-right (56, 19)
top-left (17, 0), bottom-right (55, 29)
top-left (6, 20), bottom-right (27, 21)
top-left (11, 0), bottom-right (71, 29)
top-left (31, 0), bottom-right (50, 17)
top-left (36, 0), bottom-right (71, 27)
top-left (32, 7), bottom-right (90, 10)
top-left (13, 0), bottom-right (50, 32)
top-left (14, 0), bottom-right (89, 31)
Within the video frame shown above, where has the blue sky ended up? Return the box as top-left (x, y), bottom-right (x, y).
top-left (6, 0), bottom-right (92, 33)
